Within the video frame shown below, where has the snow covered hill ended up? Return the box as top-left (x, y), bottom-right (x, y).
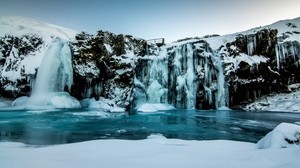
top-left (0, 16), bottom-right (77, 43)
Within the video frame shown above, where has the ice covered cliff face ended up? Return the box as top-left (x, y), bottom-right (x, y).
top-left (1, 16), bottom-right (300, 110)
top-left (135, 17), bottom-right (300, 109)
top-left (135, 40), bottom-right (228, 109)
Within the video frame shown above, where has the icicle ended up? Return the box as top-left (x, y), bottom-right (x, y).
top-left (275, 44), bottom-right (280, 70)
top-left (185, 43), bottom-right (196, 108)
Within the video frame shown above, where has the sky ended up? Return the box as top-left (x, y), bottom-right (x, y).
top-left (1, 0), bottom-right (300, 42)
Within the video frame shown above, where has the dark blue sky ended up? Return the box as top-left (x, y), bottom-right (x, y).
top-left (1, 0), bottom-right (300, 42)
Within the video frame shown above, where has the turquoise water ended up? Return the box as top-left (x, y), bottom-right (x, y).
top-left (0, 109), bottom-right (300, 145)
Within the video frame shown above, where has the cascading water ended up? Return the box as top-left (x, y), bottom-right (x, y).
top-left (32, 38), bottom-right (73, 94)
top-left (13, 38), bottom-right (81, 108)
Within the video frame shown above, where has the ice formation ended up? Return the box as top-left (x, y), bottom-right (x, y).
top-left (139, 40), bottom-right (229, 109)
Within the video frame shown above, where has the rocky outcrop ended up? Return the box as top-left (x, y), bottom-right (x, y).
top-left (71, 31), bottom-right (147, 109)
top-left (222, 29), bottom-right (300, 108)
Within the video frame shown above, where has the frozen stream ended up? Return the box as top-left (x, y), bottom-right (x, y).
top-left (0, 109), bottom-right (300, 145)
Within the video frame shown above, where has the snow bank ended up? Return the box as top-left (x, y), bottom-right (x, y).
top-left (245, 88), bottom-right (300, 112)
top-left (1, 134), bottom-right (300, 168)
top-left (137, 103), bottom-right (175, 112)
top-left (257, 123), bottom-right (300, 149)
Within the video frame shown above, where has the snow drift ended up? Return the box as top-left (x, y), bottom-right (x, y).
top-left (257, 122), bottom-right (300, 149)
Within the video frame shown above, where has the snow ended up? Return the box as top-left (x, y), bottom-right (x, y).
top-left (224, 53), bottom-right (269, 75)
top-left (137, 103), bottom-right (175, 112)
top-left (104, 43), bottom-right (113, 53)
top-left (0, 131), bottom-right (300, 168)
top-left (74, 62), bottom-right (100, 76)
top-left (257, 123), bottom-right (300, 149)
top-left (245, 87), bottom-right (300, 112)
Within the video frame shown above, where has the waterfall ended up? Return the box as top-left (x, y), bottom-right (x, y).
top-left (32, 38), bottom-right (73, 95)
top-left (13, 38), bottom-right (81, 108)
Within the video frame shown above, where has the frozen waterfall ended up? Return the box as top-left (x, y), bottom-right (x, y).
top-left (138, 40), bottom-right (229, 110)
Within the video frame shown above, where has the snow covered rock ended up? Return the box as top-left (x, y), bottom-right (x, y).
top-left (245, 88), bottom-right (300, 112)
top-left (257, 123), bottom-right (300, 149)
top-left (71, 31), bottom-right (147, 110)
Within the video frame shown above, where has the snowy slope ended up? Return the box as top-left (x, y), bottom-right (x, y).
top-left (205, 17), bottom-right (300, 49)
top-left (0, 16), bottom-right (77, 43)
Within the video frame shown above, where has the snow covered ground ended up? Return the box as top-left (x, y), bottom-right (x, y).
top-left (1, 123), bottom-right (300, 168)
top-left (245, 85), bottom-right (300, 112)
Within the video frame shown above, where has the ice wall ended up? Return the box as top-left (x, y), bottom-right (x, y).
top-left (138, 40), bottom-right (229, 109)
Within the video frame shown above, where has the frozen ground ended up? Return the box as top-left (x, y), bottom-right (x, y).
top-left (245, 84), bottom-right (300, 112)
top-left (0, 129), bottom-right (299, 168)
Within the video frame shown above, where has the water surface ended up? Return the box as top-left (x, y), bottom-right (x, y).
top-left (0, 109), bottom-right (300, 145)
